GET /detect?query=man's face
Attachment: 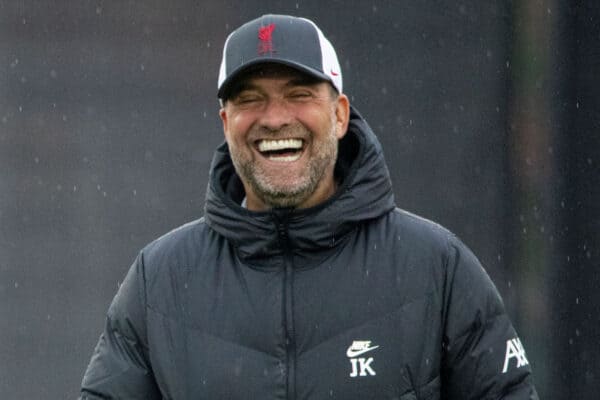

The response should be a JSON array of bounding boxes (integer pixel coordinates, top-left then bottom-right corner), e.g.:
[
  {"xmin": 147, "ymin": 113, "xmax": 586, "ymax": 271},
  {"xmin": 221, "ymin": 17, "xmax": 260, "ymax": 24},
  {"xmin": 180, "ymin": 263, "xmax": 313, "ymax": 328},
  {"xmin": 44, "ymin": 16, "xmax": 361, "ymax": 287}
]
[{"xmin": 220, "ymin": 66, "xmax": 350, "ymax": 211}]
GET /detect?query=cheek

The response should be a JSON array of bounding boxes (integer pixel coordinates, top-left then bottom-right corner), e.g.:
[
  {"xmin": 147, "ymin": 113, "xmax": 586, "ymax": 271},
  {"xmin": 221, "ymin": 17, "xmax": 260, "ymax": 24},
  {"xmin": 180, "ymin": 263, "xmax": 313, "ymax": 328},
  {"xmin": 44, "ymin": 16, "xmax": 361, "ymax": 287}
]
[
  {"xmin": 296, "ymin": 110, "xmax": 325, "ymax": 132},
  {"xmin": 225, "ymin": 114, "xmax": 252, "ymax": 143},
  {"xmin": 304, "ymin": 111, "xmax": 337, "ymax": 139}
]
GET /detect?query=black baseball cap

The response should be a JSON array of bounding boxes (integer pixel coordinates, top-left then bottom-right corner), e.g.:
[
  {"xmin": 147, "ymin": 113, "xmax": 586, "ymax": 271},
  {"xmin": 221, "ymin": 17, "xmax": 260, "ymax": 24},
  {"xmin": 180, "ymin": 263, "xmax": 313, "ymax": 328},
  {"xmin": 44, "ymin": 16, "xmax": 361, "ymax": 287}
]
[{"xmin": 217, "ymin": 14, "xmax": 343, "ymax": 100}]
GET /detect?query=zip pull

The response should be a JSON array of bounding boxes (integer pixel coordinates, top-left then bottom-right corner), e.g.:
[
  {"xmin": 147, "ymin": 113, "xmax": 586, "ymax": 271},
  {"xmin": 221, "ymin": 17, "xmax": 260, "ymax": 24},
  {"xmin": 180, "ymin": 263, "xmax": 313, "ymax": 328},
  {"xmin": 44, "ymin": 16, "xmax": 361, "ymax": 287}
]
[{"xmin": 272, "ymin": 208, "xmax": 292, "ymax": 243}]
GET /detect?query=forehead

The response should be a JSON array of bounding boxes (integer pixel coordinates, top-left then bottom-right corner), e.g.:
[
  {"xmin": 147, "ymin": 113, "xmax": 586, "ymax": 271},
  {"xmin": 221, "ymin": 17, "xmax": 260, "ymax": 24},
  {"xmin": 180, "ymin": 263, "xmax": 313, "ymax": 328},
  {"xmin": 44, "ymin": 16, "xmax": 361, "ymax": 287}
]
[{"xmin": 226, "ymin": 64, "xmax": 327, "ymax": 96}]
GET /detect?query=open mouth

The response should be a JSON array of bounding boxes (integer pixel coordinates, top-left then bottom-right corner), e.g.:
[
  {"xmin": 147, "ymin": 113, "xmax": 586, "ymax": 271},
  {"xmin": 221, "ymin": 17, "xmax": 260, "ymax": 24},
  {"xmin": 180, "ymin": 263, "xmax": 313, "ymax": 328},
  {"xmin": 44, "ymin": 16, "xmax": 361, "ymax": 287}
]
[{"xmin": 257, "ymin": 139, "xmax": 304, "ymax": 162}]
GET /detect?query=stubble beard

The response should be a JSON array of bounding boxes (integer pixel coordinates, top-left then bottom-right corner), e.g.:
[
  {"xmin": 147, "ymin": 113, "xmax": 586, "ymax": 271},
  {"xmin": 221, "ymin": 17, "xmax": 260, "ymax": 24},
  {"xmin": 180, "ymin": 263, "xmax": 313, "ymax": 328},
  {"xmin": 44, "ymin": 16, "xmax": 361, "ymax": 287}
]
[{"xmin": 230, "ymin": 119, "xmax": 339, "ymax": 209}]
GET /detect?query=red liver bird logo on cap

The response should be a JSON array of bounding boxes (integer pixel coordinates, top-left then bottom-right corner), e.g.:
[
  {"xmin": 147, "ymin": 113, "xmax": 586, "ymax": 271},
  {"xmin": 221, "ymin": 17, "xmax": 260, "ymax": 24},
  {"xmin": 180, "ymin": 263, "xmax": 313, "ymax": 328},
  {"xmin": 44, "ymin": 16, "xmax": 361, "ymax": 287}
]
[{"xmin": 258, "ymin": 23, "xmax": 276, "ymax": 55}]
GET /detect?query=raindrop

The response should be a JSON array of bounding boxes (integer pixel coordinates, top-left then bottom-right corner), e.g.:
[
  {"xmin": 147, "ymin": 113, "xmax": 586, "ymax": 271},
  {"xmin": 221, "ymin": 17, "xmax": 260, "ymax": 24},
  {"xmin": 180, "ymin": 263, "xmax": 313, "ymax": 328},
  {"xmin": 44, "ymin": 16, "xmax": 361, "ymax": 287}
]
[
  {"xmin": 14, "ymin": 282, "xmax": 19, "ymax": 288},
  {"xmin": 50, "ymin": 69, "xmax": 57, "ymax": 78}
]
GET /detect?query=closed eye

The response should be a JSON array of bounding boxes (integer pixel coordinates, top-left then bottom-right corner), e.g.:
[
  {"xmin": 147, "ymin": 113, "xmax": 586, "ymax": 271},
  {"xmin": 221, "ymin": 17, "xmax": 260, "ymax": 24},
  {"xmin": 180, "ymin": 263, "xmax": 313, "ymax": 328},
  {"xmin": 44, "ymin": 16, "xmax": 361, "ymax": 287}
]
[
  {"xmin": 233, "ymin": 93, "xmax": 263, "ymax": 105},
  {"xmin": 287, "ymin": 90, "xmax": 313, "ymax": 100}
]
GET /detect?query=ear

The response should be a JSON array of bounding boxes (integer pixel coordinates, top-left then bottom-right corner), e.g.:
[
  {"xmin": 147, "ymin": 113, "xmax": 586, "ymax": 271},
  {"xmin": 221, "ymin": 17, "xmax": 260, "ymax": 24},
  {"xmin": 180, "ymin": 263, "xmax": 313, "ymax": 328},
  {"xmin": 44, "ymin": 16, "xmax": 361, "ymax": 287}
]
[
  {"xmin": 219, "ymin": 106, "xmax": 229, "ymax": 139},
  {"xmin": 334, "ymin": 94, "xmax": 350, "ymax": 139}
]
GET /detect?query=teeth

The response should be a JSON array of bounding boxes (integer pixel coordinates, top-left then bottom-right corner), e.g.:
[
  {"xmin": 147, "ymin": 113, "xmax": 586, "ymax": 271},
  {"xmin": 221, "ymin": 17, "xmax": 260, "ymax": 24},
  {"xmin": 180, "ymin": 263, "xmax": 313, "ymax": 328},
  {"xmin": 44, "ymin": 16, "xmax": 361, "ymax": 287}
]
[
  {"xmin": 267, "ymin": 153, "xmax": 302, "ymax": 162},
  {"xmin": 258, "ymin": 139, "xmax": 303, "ymax": 152}
]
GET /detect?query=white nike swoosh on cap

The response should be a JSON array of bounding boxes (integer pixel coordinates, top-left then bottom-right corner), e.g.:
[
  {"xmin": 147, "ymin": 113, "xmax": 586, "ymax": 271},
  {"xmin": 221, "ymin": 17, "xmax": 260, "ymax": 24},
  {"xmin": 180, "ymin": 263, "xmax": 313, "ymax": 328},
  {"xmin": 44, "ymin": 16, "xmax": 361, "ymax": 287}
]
[{"xmin": 346, "ymin": 345, "xmax": 379, "ymax": 358}]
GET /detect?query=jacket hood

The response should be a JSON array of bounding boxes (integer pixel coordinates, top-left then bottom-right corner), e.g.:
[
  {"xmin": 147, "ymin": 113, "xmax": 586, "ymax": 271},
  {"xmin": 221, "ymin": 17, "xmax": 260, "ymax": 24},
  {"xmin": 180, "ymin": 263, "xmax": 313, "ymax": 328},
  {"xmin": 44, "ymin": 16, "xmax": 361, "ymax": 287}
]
[{"xmin": 204, "ymin": 106, "xmax": 395, "ymax": 268}]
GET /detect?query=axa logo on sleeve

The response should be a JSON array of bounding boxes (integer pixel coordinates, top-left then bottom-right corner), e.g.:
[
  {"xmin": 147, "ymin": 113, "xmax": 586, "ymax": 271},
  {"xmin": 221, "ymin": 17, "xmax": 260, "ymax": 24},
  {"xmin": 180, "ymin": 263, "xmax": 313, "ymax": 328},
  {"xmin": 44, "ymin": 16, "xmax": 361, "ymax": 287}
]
[
  {"xmin": 347, "ymin": 340, "xmax": 379, "ymax": 377},
  {"xmin": 502, "ymin": 337, "xmax": 530, "ymax": 373}
]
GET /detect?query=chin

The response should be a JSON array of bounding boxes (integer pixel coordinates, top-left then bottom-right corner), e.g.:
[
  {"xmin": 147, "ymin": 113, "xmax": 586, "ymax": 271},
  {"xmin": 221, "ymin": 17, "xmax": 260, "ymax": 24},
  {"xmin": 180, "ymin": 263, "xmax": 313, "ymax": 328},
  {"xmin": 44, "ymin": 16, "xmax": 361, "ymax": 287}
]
[{"xmin": 257, "ymin": 186, "xmax": 313, "ymax": 209}]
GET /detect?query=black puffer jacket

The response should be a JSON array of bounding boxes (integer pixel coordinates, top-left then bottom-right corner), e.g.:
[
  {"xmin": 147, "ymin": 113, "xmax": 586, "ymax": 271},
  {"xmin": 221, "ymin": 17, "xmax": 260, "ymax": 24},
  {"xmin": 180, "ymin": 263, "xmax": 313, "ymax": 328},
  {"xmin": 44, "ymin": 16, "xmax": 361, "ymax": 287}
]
[{"xmin": 81, "ymin": 107, "xmax": 538, "ymax": 399}]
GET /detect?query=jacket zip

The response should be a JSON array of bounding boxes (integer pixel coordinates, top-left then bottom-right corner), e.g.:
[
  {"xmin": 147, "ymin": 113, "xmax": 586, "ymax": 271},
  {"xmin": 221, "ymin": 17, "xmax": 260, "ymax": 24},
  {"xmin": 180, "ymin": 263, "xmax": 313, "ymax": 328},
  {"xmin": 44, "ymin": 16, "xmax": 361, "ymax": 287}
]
[{"xmin": 275, "ymin": 213, "xmax": 296, "ymax": 400}]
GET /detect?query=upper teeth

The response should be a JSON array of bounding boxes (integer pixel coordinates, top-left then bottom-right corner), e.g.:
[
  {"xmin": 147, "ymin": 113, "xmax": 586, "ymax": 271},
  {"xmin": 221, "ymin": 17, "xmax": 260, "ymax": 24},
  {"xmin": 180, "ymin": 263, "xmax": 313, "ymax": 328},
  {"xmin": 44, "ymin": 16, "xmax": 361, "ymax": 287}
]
[{"xmin": 258, "ymin": 139, "xmax": 303, "ymax": 152}]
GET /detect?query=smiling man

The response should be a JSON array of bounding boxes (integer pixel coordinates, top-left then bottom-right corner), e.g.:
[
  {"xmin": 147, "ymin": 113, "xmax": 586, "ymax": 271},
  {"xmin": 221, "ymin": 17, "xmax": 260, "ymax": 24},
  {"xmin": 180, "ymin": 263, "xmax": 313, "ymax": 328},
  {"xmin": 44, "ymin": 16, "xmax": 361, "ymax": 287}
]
[
  {"xmin": 80, "ymin": 15, "xmax": 538, "ymax": 399},
  {"xmin": 219, "ymin": 64, "xmax": 349, "ymax": 210}
]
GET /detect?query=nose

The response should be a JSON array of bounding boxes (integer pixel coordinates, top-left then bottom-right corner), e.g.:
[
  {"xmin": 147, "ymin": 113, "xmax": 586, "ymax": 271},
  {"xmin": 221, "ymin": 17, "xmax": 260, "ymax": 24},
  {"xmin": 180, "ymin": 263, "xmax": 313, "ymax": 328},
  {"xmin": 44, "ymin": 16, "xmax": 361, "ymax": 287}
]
[{"xmin": 257, "ymin": 97, "xmax": 294, "ymax": 131}]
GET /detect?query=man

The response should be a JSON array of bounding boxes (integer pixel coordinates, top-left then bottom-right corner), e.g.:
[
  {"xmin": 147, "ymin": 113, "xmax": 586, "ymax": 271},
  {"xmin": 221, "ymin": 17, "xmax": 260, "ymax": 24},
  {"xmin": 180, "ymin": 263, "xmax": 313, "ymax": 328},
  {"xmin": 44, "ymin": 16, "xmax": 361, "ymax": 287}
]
[{"xmin": 81, "ymin": 14, "xmax": 538, "ymax": 399}]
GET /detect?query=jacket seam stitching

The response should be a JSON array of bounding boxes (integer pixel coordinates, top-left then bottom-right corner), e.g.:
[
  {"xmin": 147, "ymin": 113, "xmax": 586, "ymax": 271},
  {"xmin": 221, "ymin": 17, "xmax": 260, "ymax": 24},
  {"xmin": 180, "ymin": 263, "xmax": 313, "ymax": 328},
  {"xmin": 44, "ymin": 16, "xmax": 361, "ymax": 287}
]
[{"xmin": 144, "ymin": 304, "xmax": 281, "ymax": 359}]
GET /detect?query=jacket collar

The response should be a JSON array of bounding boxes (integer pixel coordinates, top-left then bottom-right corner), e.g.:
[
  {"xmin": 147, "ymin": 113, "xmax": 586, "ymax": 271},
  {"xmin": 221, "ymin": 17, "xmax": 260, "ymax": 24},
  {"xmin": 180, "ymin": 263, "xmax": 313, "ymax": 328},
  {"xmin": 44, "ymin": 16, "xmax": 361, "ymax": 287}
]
[{"xmin": 204, "ymin": 106, "xmax": 395, "ymax": 268}]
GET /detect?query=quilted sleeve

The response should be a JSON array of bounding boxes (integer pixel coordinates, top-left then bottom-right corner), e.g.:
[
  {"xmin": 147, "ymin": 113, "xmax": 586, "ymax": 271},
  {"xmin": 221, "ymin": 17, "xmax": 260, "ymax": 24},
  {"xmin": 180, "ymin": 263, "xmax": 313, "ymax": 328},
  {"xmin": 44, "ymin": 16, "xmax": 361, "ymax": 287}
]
[
  {"xmin": 441, "ymin": 236, "xmax": 539, "ymax": 400},
  {"xmin": 80, "ymin": 253, "xmax": 161, "ymax": 400}
]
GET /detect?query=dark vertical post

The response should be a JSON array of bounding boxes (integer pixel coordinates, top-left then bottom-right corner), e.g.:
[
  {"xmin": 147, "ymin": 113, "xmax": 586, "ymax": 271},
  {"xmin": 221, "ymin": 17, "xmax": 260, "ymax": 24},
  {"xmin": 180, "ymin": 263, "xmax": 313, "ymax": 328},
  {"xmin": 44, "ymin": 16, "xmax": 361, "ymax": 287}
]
[{"xmin": 555, "ymin": 3, "xmax": 600, "ymax": 399}]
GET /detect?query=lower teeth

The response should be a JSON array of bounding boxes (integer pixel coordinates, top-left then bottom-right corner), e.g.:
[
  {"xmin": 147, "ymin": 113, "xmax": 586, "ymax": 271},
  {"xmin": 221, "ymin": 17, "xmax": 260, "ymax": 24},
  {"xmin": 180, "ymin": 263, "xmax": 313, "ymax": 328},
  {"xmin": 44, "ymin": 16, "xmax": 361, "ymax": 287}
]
[{"xmin": 267, "ymin": 153, "xmax": 301, "ymax": 162}]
